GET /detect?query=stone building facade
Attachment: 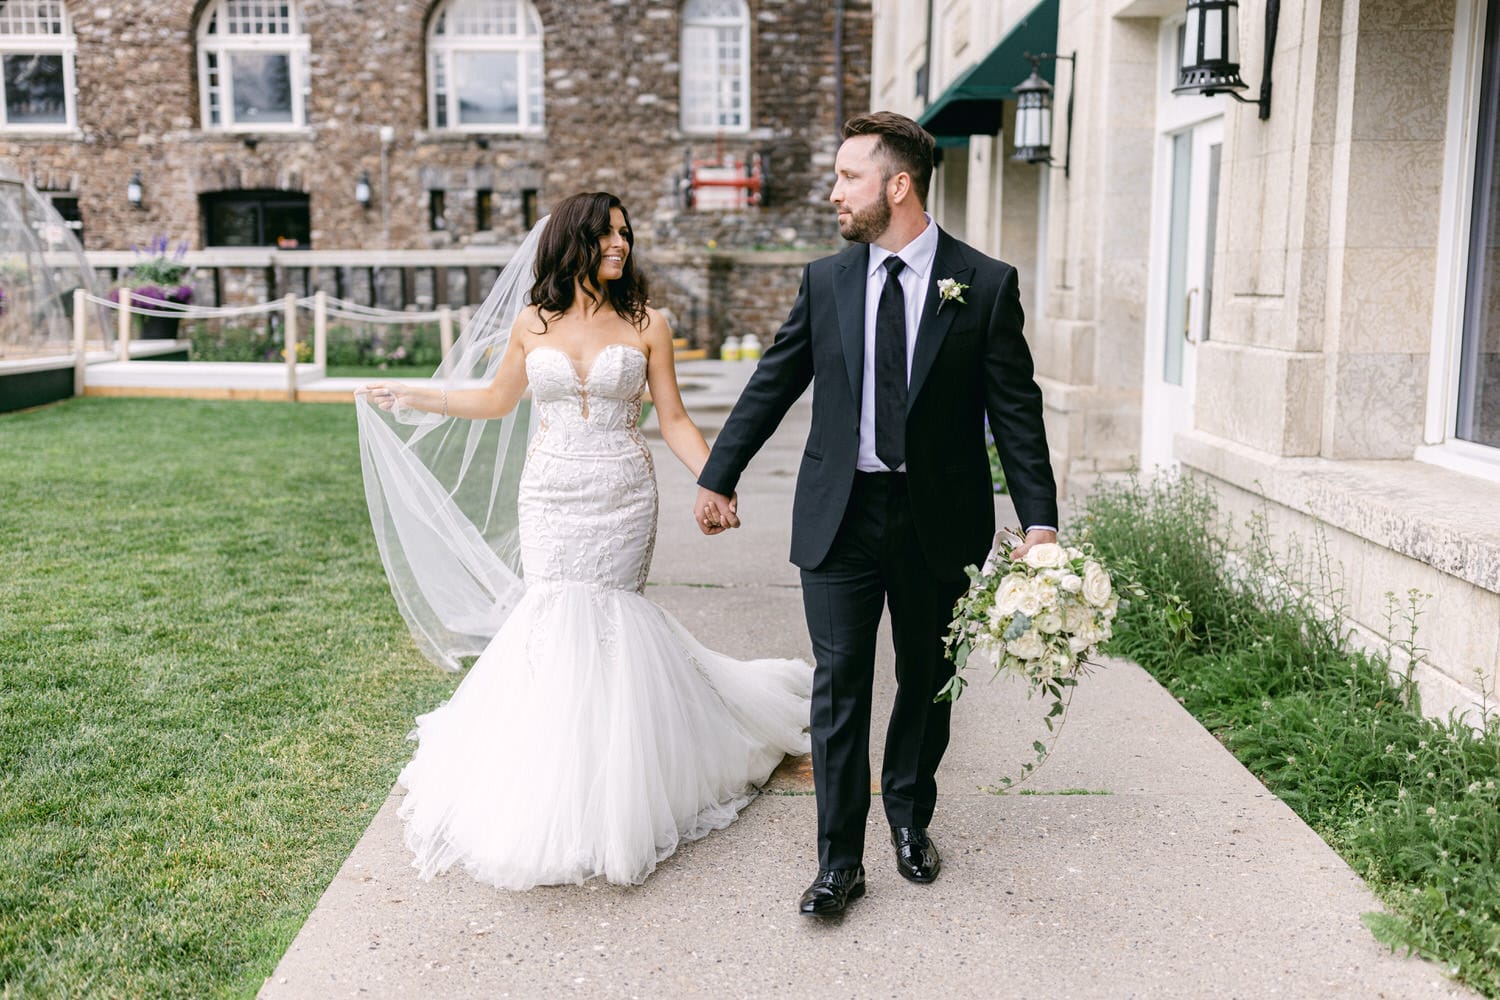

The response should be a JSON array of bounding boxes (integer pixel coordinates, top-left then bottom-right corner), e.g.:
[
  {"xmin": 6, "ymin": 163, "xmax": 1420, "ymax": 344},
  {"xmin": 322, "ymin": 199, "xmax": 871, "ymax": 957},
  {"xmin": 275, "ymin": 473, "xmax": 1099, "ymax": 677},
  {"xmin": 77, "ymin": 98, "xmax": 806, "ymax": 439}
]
[
  {"xmin": 2, "ymin": 0, "xmax": 870, "ymax": 342},
  {"xmin": 872, "ymin": 0, "xmax": 1499, "ymax": 716}
]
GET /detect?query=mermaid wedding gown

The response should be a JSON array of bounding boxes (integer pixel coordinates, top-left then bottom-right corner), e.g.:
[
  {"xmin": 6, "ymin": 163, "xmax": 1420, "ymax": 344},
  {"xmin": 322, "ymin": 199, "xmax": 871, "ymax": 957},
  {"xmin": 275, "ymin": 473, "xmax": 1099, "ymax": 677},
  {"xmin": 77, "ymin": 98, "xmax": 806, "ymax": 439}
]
[{"xmin": 396, "ymin": 343, "xmax": 813, "ymax": 889}]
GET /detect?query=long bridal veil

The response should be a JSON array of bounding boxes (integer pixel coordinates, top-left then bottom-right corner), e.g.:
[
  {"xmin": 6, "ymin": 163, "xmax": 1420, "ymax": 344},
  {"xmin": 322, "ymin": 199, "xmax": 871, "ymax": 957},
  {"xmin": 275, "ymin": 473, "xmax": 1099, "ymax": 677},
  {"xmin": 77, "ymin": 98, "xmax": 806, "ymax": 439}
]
[{"xmin": 354, "ymin": 217, "xmax": 549, "ymax": 671}]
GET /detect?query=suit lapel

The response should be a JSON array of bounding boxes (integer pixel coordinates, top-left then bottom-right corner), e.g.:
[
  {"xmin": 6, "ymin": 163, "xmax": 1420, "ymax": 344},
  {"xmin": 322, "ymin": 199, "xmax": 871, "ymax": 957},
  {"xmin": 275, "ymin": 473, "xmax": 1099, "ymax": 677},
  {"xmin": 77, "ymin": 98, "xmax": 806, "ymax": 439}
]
[
  {"xmin": 907, "ymin": 231, "xmax": 973, "ymax": 413},
  {"xmin": 834, "ymin": 244, "xmax": 868, "ymax": 408}
]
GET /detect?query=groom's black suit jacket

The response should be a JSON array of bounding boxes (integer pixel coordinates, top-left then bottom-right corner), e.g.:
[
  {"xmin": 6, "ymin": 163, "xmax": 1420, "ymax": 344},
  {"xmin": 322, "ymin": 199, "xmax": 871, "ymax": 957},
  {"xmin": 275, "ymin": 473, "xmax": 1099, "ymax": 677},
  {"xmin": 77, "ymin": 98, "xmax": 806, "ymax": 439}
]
[{"xmin": 699, "ymin": 228, "xmax": 1057, "ymax": 576}]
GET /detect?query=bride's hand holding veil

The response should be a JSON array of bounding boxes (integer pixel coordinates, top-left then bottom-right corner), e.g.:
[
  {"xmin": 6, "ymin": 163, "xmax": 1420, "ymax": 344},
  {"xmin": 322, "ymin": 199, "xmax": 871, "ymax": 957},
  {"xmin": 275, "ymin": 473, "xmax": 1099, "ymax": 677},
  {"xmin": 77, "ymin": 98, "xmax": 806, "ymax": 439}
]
[{"xmin": 358, "ymin": 320, "xmax": 531, "ymax": 420}]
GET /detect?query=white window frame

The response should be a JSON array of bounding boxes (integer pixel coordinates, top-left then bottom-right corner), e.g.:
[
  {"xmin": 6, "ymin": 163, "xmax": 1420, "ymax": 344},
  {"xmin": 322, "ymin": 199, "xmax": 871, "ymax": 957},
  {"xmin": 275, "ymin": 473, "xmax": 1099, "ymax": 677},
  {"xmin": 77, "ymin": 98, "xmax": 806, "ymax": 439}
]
[
  {"xmin": 196, "ymin": 0, "xmax": 311, "ymax": 133},
  {"xmin": 680, "ymin": 0, "xmax": 751, "ymax": 135},
  {"xmin": 1421, "ymin": 0, "xmax": 1500, "ymax": 481},
  {"xmin": 427, "ymin": 0, "xmax": 545, "ymax": 134},
  {"xmin": 0, "ymin": 2, "xmax": 77, "ymax": 133}
]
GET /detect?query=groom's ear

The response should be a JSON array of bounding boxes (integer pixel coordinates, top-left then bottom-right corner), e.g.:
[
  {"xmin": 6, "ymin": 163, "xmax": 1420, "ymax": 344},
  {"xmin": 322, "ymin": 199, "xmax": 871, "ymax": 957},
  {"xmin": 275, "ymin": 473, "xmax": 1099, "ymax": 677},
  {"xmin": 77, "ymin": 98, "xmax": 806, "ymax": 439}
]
[{"xmin": 888, "ymin": 170, "xmax": 914, "ymax": 205}]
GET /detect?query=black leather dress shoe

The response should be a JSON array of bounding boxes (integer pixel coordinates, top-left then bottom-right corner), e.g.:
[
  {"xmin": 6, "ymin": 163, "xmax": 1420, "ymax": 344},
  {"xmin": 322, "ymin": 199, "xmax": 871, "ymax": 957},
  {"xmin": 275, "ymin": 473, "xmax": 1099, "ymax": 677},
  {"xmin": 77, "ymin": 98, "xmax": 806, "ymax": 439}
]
[
  {"xmin": 891, "ymin": 826, "xmax": 941, "ymax": 883},
  {"xmin": 797, "ymin": 866, "xmax": 866, "ymax": 916}
]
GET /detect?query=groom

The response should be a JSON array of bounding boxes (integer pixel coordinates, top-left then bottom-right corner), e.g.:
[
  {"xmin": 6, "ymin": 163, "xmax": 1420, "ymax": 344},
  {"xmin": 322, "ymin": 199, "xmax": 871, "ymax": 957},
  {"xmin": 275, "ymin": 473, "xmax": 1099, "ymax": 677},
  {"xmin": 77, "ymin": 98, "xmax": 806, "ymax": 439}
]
[{"xmin": 695, "ymin": 112, "xmax": 1058, "ymax": 916}]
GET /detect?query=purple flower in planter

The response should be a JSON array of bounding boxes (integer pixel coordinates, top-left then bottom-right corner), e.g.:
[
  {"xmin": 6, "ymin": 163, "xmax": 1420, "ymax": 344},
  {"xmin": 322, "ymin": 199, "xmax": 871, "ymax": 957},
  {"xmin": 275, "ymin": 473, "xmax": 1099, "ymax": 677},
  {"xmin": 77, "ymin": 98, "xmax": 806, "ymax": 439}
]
[{"xmin": 109, "ymin": 283, "xmax": 194, "ymax": 305}]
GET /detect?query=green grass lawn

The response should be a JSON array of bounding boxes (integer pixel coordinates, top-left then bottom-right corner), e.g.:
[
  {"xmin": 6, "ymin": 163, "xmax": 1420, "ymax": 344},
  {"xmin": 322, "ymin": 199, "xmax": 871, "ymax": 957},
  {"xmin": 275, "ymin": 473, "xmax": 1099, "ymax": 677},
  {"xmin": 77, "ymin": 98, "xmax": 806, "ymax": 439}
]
[{"xmin": 0, "ymin": 398, "xmax": 460, "ymax": 998}]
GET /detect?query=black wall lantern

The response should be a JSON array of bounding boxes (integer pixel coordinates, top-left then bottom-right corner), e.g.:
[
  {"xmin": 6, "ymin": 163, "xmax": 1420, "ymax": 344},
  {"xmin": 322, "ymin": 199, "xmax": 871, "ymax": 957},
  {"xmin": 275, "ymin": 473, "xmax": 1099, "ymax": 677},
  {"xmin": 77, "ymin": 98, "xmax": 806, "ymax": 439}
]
[
  {"xmin": 126, "ymin": 171, "xmax": 144, "ymax": 209},
  {"xmin": 355, "ymin": 171, "xmax": 373, "ymax": 208},
  {"xmin": 1174, "ymin": 0, "xmax": 1281, "ymax": 120},
  {"xmin": 1012, "ymin": 52, "xmax": 1075, "ymax": 178}
]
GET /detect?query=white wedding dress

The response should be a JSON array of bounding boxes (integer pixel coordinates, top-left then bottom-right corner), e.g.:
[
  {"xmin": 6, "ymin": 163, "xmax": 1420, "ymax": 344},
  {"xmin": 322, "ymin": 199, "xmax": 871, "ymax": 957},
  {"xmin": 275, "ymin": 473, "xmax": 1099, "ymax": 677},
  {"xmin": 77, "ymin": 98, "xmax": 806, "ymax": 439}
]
[{"xmin": 396, "ymin": 343, "xmax": 813, "ymax": 889}]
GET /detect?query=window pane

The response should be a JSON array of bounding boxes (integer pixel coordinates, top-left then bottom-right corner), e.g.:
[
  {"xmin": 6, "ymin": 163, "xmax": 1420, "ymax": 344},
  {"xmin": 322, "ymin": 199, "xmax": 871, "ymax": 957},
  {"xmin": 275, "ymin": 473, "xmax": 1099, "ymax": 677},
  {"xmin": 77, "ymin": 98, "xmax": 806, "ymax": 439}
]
[
  {"xmin": 3, "ymin": 53, "xmax": 65, "ymax": 124},
  {"xmin": 1459, "ymin": 0, "xmax": 1500, "ymax": 448},
  {"xmin": 207, "ymin": 200, "xmax": 262, "ymax": 246},
  {"xmin": 1162, "ymin": 131, "xmax": 1192, "ymax": 386},
  {"xmin": 205, "ymin": 191, "xmax": 310, "ymax": 247},
  {"xmin": 0, "ymin": 1, "xmax": 68, "ymax": 36},
  {"xmin": 681, "ymin": 19, "xmax": 745, "ymax": 131},
  {"xmin": 455, "ymin": 50, "xmax": 517, "ymax": 125},
  {"xmin": 264, "ymin": 201, "xmax": 310, "ymax": 248},
  {"xmin": 230, "ymin": 51, "xmax": 294, "ymax": 124}
]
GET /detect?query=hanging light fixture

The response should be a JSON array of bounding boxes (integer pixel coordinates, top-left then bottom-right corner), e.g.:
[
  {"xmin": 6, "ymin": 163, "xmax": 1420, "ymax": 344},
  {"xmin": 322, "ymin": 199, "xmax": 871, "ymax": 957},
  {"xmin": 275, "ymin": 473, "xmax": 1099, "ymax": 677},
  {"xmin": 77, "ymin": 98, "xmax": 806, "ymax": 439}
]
[
  {"xmin": 1174, "ymin": 0, "xmax": 1280, "ymax": 120},
  {"xmin": 1010, "ymin": 52, "xmax": 1075, "ymax": 177}
]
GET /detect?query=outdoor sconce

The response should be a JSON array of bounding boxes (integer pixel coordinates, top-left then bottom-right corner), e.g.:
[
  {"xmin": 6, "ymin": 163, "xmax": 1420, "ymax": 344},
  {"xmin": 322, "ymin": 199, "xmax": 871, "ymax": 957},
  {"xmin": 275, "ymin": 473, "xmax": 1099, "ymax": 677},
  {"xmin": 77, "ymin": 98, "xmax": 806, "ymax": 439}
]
[
  {"xmin": 126, "ymin": 172, "xmax": 144, "ymax": 209},
  {"xmin": 355, "ymin": 171, "xmax": 373, "ymax": 207},
  {"xmin": 1174, "ymin": 0, "xmax": 1281, "ymax": 120},
  {"xmin": 1011, "ymin": 52, "xmax": 1075, "ymax": 178}
]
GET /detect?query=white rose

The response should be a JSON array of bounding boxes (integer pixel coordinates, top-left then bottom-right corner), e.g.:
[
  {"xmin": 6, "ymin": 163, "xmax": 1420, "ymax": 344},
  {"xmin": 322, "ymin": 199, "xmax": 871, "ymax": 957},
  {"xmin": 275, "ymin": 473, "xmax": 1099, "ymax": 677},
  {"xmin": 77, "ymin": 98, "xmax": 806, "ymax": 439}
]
[
  {"xmin": 1022, "ymin": 542, "xmax": 1067, "ymax": 570},
  {"xmin": 1060, "ymin": 573, "xmax": 1083, "ymax": 594},
  {"xmin": 1016, "ymin": 583, "xmax": 1044, "ymax": 619},
  {"xmin": 1035, "ymin": 611, "xmax": 1063, "ymax": 634},
  {"xmin": 994, "ymin": 575, "xmax": 1027, "ymax": 615},
  {"xmin": 1065, "ymin": 547, "xmax": 1083, "ymax": 561},
  {"xmin": 1038, "ymin": 582, "xmax": 1061, "ymax": 608},
  {"xmin": 1007, "ymin": 630, "xmax": 1046, "ymax": 660},
  {"xmin": 1069, "ymin": 634, "xmax": 1091, "ymax": 654},
  {"xmin": 1082, "ymin": 562, "xmax": 1113, "ymax": 607}
]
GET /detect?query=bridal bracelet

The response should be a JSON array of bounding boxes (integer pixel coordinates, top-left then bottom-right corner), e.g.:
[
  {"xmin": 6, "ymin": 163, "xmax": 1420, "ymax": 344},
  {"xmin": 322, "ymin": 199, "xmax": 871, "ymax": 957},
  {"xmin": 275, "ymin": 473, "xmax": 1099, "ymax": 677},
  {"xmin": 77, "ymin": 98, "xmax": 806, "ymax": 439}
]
[{"xmin": 441, "ymin": 389, "xmax": 448, "ymax": 417}]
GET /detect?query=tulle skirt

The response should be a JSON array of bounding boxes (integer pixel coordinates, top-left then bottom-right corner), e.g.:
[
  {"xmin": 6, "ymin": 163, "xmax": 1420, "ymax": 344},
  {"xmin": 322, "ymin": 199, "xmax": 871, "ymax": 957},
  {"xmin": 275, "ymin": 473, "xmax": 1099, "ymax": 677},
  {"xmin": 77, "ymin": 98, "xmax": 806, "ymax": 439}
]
[{"xmin": 396, "ymin": 580, "xmax": 813, "ymax": 889}]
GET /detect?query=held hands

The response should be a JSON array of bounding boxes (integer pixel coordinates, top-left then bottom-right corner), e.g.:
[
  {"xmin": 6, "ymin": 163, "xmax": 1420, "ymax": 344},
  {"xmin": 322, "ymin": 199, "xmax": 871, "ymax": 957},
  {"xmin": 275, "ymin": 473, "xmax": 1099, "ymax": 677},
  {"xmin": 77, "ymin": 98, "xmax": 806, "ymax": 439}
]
[{"xmin": 694, "ymin": 487, "xmax": 740, "ymax": 535}]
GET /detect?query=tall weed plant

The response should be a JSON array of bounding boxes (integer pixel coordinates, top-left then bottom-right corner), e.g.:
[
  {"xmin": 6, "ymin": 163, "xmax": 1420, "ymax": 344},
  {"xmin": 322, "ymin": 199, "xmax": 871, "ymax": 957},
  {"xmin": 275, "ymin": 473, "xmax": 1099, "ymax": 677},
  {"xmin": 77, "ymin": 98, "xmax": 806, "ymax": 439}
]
[{"xmin": 1075, "ymin": 473, "xmax": 1500, "ymax": 995}]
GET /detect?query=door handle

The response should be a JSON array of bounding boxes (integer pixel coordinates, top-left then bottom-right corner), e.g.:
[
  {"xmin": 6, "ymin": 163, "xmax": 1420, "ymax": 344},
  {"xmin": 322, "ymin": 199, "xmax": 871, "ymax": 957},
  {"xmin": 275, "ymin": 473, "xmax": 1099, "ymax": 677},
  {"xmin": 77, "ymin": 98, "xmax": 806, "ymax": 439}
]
[{"xmin": 1184, "ymin": 287, "xmax": 1200, "ymax": 343}]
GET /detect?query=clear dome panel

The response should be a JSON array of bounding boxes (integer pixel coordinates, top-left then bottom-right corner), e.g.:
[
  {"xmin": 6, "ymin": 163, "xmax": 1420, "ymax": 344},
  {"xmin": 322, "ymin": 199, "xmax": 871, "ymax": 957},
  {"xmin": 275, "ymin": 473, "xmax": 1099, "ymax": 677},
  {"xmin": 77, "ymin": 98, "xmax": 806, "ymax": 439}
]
[{"xmin": 0, "ymin": 161, "xmax": 108, "ymax": 361}]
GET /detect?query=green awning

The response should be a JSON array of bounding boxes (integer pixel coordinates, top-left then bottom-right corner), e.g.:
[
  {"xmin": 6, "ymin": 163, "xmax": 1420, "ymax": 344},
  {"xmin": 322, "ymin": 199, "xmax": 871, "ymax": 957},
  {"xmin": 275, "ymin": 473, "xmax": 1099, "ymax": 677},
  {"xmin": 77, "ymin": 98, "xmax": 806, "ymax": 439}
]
[{"xmin": 917, "ymin": 0, "xmax": 1058, "ymax": 138}]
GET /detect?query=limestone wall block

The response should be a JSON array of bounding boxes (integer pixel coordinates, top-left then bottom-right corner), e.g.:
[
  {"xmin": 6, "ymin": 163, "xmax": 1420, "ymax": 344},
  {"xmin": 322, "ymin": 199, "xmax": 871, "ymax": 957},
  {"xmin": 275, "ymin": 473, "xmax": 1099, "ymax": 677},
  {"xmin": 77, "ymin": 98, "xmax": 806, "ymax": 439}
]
[{"xmin": 1196, "ymin": 341, "xmax": 1324, "ymax": 455}]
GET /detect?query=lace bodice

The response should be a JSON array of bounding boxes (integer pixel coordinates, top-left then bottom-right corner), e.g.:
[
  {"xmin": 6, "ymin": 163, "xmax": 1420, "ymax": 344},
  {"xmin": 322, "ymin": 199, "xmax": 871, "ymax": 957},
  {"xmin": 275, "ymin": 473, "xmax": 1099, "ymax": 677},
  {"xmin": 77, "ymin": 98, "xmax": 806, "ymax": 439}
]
[
  {"xmin": 526, "ymin": 344, "xmax": 647, "ymax": 444},
  {"xmin": 518, "ymin": 342, "xmax": 657, "ymax": 594}
]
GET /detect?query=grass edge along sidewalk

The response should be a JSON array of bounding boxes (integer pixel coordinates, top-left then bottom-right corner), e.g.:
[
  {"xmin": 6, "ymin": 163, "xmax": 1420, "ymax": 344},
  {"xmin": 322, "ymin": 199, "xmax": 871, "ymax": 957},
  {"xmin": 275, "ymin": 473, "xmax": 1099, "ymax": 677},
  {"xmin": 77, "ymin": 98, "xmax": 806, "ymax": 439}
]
[{"xmin": 1075, "ymin": 473, "xmax": 1500, "ymax": 998}]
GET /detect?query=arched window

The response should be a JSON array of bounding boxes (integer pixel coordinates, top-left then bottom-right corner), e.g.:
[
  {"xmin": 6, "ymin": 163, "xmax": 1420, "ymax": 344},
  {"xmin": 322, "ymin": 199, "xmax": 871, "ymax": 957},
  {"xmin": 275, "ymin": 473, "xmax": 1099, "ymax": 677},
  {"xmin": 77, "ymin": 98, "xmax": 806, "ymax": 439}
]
[
  {"xmin": 0, "ymin": 2, "xmax": 77, "ymax": 131},
  {"xmin": 197, "ymin": 0, "xmax": 310, "ymax": 130},
  {"xmin": 680, "ymin": 0, "xmax": 749, "ymax": 134},
  {"xmin": 428, "ymin": 0, "xmax": 544, "ymax": 132}
]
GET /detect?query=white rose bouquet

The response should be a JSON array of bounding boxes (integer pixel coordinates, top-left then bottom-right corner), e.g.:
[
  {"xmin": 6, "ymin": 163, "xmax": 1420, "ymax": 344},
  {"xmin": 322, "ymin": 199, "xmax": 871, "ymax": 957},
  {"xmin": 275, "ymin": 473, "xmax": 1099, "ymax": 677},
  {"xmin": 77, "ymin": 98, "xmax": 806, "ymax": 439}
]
[{"xmin": 936, "ymin": 530, "xmax": 1126, "ymax": 788}]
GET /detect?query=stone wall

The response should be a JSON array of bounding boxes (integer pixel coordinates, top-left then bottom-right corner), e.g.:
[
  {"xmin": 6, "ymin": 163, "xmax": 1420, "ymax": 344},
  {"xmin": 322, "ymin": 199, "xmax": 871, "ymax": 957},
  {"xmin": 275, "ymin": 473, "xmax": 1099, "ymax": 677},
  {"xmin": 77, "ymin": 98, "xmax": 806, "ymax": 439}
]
[
  {"xmin": 651, "ymin": 249, "xmax": 813, "ymax": 353},
  {"xmin": 6, "ymin": 0, "xmax": 869, "ymax": 285}
]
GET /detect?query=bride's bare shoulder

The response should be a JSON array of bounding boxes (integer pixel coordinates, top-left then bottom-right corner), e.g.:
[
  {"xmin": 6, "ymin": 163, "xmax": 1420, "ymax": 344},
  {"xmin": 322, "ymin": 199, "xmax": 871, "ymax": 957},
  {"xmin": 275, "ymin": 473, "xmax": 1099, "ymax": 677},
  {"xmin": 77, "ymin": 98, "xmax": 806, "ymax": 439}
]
[
  {"xmin": 510, "ymin": 304, "xmax": 550, "ymax": 342},
  {"xmin": 639, "ymin": 306, "xmax": 673, "ymax": 354}
]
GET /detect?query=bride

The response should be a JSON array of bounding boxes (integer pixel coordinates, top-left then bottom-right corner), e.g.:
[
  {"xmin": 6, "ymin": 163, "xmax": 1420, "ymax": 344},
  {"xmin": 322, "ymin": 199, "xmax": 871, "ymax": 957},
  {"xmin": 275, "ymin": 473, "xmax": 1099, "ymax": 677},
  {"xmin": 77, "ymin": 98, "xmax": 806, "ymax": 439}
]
[{"xmin": 356, "ymin": 191, "xmax": 812, "ymax": 890}]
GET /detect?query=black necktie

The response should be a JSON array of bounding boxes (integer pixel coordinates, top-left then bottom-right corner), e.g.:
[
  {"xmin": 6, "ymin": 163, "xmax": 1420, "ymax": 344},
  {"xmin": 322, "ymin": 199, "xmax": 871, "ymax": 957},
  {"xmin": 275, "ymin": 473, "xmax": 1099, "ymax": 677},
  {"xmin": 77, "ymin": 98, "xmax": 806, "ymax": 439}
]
[{"xmin": 875, "ymin": 255, "xmax": 908, "ymax": 471}]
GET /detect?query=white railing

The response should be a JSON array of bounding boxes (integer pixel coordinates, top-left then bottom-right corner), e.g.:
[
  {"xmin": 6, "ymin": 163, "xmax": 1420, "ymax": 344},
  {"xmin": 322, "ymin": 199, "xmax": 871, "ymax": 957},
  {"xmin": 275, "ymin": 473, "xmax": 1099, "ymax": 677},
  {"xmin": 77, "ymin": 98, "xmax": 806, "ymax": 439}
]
[{"xmin": 77, "ymin": 289, "xmax": 464, "ymax": 401}]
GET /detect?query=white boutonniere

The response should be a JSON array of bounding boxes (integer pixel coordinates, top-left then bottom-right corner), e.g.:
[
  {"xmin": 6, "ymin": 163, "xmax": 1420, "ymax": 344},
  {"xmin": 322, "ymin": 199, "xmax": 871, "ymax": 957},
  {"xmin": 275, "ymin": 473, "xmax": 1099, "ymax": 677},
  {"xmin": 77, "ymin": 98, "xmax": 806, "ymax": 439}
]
[{"xmin": 936, "ymin": 277, "xmax": 969, "ymax": 314}]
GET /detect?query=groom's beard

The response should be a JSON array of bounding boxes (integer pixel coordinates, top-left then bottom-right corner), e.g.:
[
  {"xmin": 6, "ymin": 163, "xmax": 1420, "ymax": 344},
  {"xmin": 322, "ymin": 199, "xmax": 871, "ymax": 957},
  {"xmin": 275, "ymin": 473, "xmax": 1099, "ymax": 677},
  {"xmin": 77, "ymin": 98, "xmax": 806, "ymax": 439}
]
[{"xmin": 838, "ymin": 188, "xmax": 892, "ymax": 244}]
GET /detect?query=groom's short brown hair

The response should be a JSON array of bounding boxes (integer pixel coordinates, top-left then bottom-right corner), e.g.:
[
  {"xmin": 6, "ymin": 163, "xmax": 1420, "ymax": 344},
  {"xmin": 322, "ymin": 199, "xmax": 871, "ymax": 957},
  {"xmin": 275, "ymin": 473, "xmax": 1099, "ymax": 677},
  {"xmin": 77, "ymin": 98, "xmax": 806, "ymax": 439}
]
[{"xmin": 841, "ymin": 111, "xmax": 936, "ymax": 207}]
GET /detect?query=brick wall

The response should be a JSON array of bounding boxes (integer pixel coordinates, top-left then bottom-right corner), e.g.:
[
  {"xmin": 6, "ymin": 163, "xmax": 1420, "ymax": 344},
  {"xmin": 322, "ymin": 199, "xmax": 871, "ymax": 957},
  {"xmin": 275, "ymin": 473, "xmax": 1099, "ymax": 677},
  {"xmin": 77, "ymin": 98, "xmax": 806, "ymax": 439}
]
[{"xmin": 6, "ymin": 0, "xmax": 871, "ymax": 257}]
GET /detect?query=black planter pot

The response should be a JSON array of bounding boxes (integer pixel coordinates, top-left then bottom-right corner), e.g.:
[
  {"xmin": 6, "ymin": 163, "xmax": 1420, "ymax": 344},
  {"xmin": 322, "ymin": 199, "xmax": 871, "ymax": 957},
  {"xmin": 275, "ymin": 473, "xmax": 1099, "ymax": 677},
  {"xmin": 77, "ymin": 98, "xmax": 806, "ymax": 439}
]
[{"xmin": 140, "ymin": 314, "xmax": 181, "ymax": 341}]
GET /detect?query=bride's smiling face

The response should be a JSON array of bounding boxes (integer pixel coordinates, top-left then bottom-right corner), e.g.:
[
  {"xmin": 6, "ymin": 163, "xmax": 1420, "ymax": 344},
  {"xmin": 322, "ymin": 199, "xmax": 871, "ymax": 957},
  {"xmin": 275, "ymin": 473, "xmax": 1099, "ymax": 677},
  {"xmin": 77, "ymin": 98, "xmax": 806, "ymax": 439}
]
[{"xmin": 595, "ymin": 208, "xmax": 631, "ymax": 284}]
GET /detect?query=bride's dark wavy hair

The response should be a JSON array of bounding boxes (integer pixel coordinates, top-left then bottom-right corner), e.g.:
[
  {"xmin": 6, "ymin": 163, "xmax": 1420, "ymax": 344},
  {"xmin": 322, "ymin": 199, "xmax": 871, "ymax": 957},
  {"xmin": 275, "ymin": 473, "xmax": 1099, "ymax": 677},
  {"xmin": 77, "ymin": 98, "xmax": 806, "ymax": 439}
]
[{"xmin": 529, "ymin": 191, "xmax": 650, "ymax": 332}]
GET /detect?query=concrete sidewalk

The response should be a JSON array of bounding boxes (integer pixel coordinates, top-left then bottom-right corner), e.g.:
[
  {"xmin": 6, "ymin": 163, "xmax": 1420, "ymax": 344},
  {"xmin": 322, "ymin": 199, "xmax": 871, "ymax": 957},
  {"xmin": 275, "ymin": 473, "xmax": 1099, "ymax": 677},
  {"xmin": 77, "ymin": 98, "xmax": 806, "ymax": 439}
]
[{"xmin": 260, "ymin": 384, "xmax": 1471, "ymax": 999}]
